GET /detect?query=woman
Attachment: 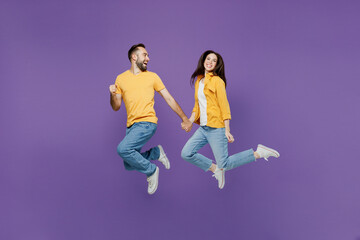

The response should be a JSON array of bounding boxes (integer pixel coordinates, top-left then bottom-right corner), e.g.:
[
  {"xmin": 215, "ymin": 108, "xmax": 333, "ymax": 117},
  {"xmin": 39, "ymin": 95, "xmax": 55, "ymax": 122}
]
[{"xmin": 181, "ymin": 50, "xmax": 280, "ymax": 189}]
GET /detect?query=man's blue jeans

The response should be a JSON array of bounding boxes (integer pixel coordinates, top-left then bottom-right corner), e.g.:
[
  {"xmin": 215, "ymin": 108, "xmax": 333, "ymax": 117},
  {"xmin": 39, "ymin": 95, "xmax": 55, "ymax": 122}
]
[
  {"xmin": 117, "ymin": 122, "xmax": 160, "ymax": 177},
  {"xmin": 181, "ymin": 126, "xmax": 255, "ymax": 171}
]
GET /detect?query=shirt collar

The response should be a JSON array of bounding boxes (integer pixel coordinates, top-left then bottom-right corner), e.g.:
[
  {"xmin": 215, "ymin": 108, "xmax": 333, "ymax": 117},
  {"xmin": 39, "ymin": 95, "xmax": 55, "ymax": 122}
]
[{"xmin": 198, "ymin": 72, "xmax": 214, "ymax": 80}]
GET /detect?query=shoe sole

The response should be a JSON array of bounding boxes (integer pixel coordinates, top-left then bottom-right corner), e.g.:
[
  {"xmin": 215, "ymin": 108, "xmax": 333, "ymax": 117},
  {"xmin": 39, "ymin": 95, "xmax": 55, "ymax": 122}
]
[
  {"xmin": 219, "ymin": 177, "xmax": 225, "ymax": 189},
  {"xmin": 148, "ymin": 167, "xmax": 159, "ymax": 195},
  {"xmin": 158, "ymin": 145, "xmax": 170, "ymax": 169},
  {"xmin": 258, "ymin": 144, "xmax": 280, "ymax": 158},
  {"xmin": 219, "ymin": 170, "xmax": 225, "ymax": 189}
]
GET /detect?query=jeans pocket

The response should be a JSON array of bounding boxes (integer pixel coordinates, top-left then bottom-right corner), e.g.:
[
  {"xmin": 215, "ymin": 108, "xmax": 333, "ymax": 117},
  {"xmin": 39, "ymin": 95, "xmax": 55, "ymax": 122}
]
[
  {"xmin": 139, "ymin": 122, "xmax": 150, "ymax": 129},
  {"xmin": 139, "ymin": 122, "xmax": 157, "ymax": 131}
]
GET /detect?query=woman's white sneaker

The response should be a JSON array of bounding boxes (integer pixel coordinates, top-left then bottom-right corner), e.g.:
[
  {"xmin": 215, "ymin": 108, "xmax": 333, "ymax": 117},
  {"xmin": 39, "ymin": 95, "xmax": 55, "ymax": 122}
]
[
  {"xmin": 256, "ymin": 144, "xmax": 280, "ymax": 161},
  {"xmin": 212, "ymin": 167, "xmax": 225, "ymax": 189},
  {"xmin": 158, "ymin": 145, "xmax": 170, "ymax": 169}
]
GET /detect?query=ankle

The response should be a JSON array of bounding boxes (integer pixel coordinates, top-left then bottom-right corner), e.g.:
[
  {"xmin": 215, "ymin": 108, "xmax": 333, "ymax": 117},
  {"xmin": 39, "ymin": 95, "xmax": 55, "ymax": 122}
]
[
  {"xmin": 254, "ymin": 151, "xmax": 260, "ymax": 159},
  {"xmin": 209, "ymin": 164, "xmax": 217, "ymax": 173}
]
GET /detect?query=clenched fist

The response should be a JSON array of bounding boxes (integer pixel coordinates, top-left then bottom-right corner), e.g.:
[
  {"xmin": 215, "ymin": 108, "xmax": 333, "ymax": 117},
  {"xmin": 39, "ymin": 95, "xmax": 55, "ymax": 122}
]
[{"xmin": 109, "ymin": 84, "xmax": 117, "ymax": 94}]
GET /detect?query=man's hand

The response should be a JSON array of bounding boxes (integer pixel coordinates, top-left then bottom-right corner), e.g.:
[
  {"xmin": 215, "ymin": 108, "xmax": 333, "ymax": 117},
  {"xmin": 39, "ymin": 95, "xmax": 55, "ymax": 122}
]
[
  {"xmin": 109, "ymin": 84, "xmax": 122, "ymax": 111},
  {"xmin": 225, "ymin": 130, "xmax": 235, "ymax": 143},
  {"xmin": 109, "ymin": 84, "xmax": 117, "ymax": 94},
  {"xmin": 181, "ymin": 119, "xmax": 193, "ymax": 132}
]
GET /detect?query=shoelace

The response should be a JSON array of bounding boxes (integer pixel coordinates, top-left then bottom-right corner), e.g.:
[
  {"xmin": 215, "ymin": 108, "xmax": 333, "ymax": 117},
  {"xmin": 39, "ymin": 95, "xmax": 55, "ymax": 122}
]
[
  {"xmin": 147, "ymin": 177, "xmax": 153, "ymax": 187},
  {"xmin": 212, "ymin": 169, "xmax": 225, "ymax": 179},
  {"xmin": 159, "ymin": 152, "xmax": 167, "ymax": 161},
  {"xmin": 212, "ymin": 172, "xmax": 220, "ymax": 179},
  {"xmin": 159, "ymin": 155, "xmax": 169, "ymax": 168}
]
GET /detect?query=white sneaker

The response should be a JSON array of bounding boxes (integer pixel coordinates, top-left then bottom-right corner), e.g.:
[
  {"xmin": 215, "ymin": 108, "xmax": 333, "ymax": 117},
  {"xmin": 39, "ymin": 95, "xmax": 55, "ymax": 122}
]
[
  {"xmin": 158, "ymin": 145, "xmax": 170, "ymax": 169},
  {"xmin": 256, "ymin": 144, "xmax": 280, "ymax": 161},
  {"xmin": 212, "ymin": 167, "xmax": 225, "ymax": 189},
  {"xmin": 147, "ymin": 167, "xmax": 159, "ymax": 195}
]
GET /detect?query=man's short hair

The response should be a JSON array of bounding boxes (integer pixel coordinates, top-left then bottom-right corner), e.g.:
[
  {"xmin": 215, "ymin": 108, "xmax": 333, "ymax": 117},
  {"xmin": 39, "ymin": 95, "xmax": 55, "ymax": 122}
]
[{"xmin": 128, "ymin": 43, "xmax": 145, "ymax": 62}]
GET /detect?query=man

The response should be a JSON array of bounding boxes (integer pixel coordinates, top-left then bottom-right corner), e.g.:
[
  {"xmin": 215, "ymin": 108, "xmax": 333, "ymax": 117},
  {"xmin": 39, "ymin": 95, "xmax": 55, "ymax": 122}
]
[{"xmin": 109, "ymin": 43, "xmax": 192, "ymax": 195}]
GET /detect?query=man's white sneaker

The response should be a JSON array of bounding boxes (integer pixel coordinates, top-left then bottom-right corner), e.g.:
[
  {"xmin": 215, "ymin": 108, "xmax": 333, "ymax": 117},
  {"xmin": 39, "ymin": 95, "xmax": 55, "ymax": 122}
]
[
  {"xmin": 147, "ymin": 167, "xmax": 159, "ymax": 195},
  {"xmin": 158, "ymin": 145, "xmax": 170, "ymax": 169},
  {"xmin": 212, "ymin": 167, "xmax": 225, "ymax": 189},
  {"xmin": 256, "ymin": 144, "xmax": 280, "ymax": 161}
]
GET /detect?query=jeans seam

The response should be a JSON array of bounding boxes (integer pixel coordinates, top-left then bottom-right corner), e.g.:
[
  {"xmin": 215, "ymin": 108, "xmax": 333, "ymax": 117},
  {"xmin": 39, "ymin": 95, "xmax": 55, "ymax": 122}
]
[
  {"xmin": 191, "ymin": 130, "xmax": 212, "ymax": 171},
  {"xmin": 189, "ymin": 140, "xmax": 204, "ymax": 157}
]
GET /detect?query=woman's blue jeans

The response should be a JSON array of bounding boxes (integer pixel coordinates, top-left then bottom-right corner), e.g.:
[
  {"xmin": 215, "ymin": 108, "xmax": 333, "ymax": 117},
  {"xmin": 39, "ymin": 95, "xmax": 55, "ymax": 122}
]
[
  {"xmin": 181, "ymin": 126, "xmax": 255, "ymax": 171},
  {"xmin": 117, "ymin": 122, "xmax": 160, "ymax": 177}
]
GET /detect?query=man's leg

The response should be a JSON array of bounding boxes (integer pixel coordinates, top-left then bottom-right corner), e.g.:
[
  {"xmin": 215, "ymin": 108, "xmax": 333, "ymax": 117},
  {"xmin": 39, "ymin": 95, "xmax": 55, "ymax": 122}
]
[
  {"xmin": 140, "ymin": 146, "xmax": 160, "ymax": 161},
  {"xmin": 117, "ymin": 122, "xmax": 158, "ymax": 177}
]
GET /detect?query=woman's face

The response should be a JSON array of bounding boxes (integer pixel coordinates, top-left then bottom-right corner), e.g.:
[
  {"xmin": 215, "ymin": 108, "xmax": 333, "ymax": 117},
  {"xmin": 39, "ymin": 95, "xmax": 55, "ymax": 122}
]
[{"xmin": 204, "ymin": 53, "xmax": 218, "ymax": 73}]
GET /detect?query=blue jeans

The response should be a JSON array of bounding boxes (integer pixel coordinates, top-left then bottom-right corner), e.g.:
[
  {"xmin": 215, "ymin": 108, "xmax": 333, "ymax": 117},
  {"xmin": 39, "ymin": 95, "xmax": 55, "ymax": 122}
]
[
  {"xmin": 117, "ymin": 122, "xmax": 160, "ymax": 177},
  {"xmin": 181, "ymin": 126, "xmax": 255, "ymax": 171}
]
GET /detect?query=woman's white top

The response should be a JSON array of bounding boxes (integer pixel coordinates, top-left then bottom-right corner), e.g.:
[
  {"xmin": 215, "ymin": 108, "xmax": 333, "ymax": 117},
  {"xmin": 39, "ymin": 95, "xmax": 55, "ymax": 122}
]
[{"xmin": 198, "ymin": 80, "xmax": 207, "ymax": 126}]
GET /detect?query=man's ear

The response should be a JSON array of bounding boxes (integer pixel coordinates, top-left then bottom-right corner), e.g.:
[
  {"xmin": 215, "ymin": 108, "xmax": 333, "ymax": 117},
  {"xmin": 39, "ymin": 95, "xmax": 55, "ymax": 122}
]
[{"xmin": 131, "ymin": 53, "xmax": 137, "ymax": 62}]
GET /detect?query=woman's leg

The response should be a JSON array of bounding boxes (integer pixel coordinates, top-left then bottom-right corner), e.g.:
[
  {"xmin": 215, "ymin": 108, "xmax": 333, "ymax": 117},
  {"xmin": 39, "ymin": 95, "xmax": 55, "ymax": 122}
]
[
  {"xmin": 181, "ymin": 127, "xmax": 213, "ymax": 171},
  {"xmin": 207, "ymin": 128, "xmax": 256, "ymax": 171}
]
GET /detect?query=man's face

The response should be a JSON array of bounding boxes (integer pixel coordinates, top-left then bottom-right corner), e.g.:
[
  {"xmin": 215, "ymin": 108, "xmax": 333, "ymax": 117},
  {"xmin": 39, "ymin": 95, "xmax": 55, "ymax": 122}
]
[{"xmin": 135, "ymin": 47, "xmax": 150, "ymax": 71}]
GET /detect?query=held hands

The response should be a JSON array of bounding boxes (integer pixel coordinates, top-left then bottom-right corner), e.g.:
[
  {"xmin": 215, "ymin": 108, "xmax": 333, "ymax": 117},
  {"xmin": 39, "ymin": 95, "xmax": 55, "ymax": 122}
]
[
  {"xmin": 225, "ymin": 130, "xmax": 235, "ymax": 143},
  {"xmin": 109, "ymin": 84, "xmax": 117, "ymax": 94},
  {"xmin": 181, "ymin": 119, "xmax": 193, "ymax": 132}
]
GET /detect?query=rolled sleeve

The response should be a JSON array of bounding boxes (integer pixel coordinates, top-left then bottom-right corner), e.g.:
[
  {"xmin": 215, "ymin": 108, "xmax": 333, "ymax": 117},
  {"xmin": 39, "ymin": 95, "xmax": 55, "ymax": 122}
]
[{"xmin": 216, "ymin": 80, "xmax": 231, "ymax": 121}]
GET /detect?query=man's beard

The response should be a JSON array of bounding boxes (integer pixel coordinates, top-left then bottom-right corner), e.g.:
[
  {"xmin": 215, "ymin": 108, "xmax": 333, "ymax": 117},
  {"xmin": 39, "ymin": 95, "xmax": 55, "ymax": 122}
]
[{"xmin": 136, "ymin": 60, "xmax": 147, "ymax": 71}]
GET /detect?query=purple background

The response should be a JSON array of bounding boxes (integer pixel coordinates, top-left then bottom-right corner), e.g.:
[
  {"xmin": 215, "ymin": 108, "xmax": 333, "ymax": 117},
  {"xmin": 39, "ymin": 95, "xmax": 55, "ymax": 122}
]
[{"xmin": 1, "ymin": 0, "xmax": 360, "ymax": 239}]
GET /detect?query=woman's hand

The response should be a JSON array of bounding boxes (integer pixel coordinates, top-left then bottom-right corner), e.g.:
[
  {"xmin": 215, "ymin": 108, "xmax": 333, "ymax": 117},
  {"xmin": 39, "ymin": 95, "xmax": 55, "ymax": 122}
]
[
  {"xmin": 225, "ymin": 130, "xmax": 234, "ymax": 143},
  {"xmin": 181, "ymin": 119, "xmax": 193, "ymax": 132},
  {"xmin": 224, "ymin": 120, "xmax": 234, "ymax": 143},
  {"xmin": 181, "ymin": 112, "xmax": 195, "ymax": 132}
]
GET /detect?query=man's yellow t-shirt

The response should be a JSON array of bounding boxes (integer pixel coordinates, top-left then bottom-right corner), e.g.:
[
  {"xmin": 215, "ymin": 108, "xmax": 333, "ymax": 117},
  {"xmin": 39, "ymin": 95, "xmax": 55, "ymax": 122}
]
[{"xmin": 115, "ymin": 70, "xmax": 165, "ymax": 127}]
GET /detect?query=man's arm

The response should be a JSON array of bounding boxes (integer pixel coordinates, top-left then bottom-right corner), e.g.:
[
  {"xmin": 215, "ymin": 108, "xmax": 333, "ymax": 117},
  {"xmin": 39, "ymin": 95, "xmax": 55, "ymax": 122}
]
[
  {"xmin": 158, "ymin": 88, "xmax": 192, "ymax": 132},
  {"xmin": 109, "ymin": 84, "xmax": 122, "ymax": 111}
]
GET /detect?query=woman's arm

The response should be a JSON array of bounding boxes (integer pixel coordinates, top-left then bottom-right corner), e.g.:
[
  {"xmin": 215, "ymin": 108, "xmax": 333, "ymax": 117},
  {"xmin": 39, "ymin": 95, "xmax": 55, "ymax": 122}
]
[
  {"xmin": 224, "ymin": 119, "xmax": 234, "ymax": 143},
  {"xmin": 189, "ymin": 112, "xmax": 196, "ymax": 123},
  {"xmin": 216, "ymin": 80, "xmax": 231, "ymax": 121}
]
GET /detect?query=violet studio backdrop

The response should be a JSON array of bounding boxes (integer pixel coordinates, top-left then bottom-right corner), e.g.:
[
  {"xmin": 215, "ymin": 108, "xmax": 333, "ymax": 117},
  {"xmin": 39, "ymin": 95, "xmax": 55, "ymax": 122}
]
[{"xmin": 1, "ymin": 0, "xmax": 359, "ymax": 239}]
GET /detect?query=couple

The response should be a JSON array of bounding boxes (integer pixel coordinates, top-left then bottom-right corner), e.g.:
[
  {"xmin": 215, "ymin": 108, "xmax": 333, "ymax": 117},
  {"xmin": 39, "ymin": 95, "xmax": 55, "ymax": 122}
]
[{"xmin": 109, "ymin": 43, "xmax": 280, "ymax": 195}]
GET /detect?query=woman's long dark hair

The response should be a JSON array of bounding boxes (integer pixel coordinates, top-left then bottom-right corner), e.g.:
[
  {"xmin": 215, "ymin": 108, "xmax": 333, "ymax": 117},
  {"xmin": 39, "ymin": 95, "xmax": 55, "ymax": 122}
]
[{"xmin": 190, "ymin": 50, "xmax": 227, "ymax": 87}]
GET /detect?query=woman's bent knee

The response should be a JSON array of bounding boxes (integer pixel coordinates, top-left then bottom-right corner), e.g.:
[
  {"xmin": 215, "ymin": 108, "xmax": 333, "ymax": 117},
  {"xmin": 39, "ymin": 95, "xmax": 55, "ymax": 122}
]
[{"xmin": 181, "ymin": 147, "xmax": 193, "ymax": 161}]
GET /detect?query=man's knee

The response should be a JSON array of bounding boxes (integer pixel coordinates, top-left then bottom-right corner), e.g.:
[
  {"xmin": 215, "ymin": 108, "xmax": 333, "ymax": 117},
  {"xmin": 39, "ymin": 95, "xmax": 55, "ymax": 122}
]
[
  {"xmin": 117, "ymin": 142, "xmax": 130, "ymax": 157},
  {"xmin": 123, "ymin": 161, "xmax": 134, "ymax": 171}
]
